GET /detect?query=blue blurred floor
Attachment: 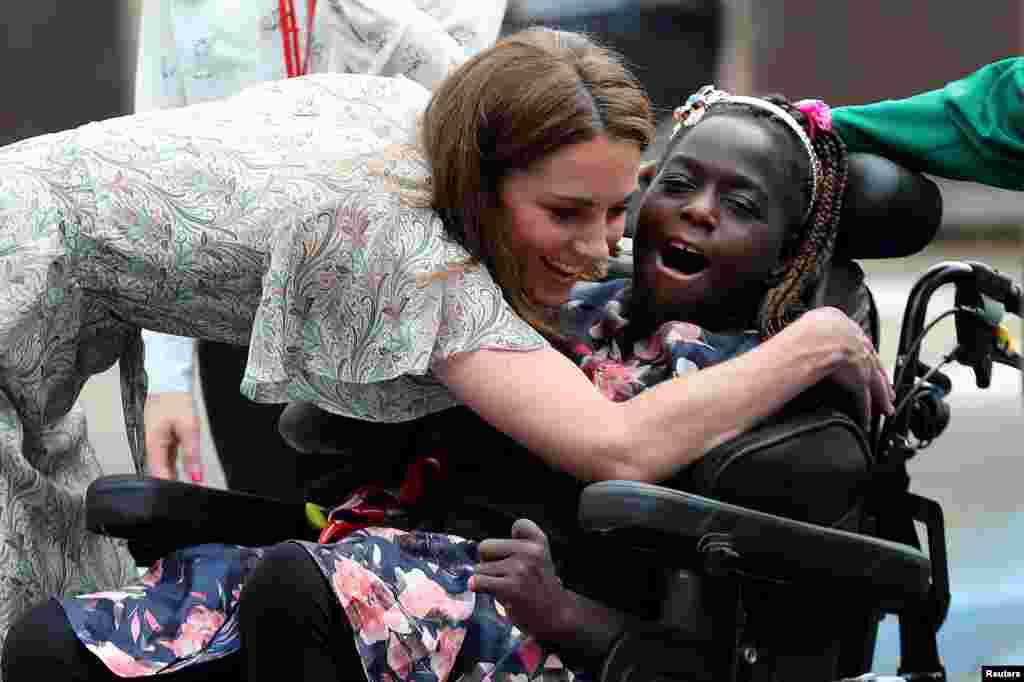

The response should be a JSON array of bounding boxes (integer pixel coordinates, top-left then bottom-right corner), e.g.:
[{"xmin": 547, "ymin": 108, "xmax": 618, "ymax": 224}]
[
  {"xmin": 862, "ymin": 241, "xmax": 1023, "ymax": 679},
  {"xmin": 872, "ymin": 513, "xmax": 1024, "ymax": 674}
]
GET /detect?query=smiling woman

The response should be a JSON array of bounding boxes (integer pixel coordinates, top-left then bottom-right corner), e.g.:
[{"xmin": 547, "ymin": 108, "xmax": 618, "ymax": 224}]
[{"xmin": 419, "ymin": 26, "xmax": 652, "ymax": 339}]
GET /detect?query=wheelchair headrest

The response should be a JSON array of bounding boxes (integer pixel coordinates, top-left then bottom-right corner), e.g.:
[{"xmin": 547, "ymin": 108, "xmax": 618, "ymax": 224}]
[{"xmin": 834, "ymin": 153, "xmax": 943, "ymax": 260}]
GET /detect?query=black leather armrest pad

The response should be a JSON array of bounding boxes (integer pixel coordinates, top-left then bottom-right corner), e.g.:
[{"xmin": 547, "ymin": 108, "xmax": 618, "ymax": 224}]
[
  {"xmin": 579, "ymin": 480, "xmax": 929, "ymax": 602},
  {"xmin": 87, "ymin": 475, "xmax": 311, "ymax": 548}
]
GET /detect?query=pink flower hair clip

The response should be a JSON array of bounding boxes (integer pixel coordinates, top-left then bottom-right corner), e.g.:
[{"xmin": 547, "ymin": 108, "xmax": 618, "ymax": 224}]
[{"xmin": 794, "ymin": 99, "xmax": 832, "ymax": 139}]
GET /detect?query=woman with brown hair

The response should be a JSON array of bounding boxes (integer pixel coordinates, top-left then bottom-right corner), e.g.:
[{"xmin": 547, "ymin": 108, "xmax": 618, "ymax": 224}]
[
  {"xmin": 0, "ymin": 27, "xmax": 889, "ymax": 681},
  {"xmin": 136, "ymin": 0, "xmax": 513, "ymax": 498}
]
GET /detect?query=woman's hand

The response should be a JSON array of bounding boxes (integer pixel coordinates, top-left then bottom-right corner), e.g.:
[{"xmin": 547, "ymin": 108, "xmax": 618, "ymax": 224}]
[
  {"xmin": 470, "ymin": 519, "xmax": 576, "ymax": 643},
  {"xmin": 144, "ymin": 392, "xmax": 205, "ymax": 484},
  {"xmin": 789, "ymin": 307, "xmax": 895, "ymax": 425}
]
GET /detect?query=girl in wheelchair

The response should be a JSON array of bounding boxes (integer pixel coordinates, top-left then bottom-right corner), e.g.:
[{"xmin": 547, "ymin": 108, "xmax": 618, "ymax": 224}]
[{"xmin": 4, "ymin": 78, "xmax": 923, "ymax": 681}]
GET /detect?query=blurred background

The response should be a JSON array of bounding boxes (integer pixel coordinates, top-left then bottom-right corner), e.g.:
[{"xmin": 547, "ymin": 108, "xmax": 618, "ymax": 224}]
[
  {"xmin": 1, "ymin": 1, "xmax": 1020, "ymax": 678},
  {"xmin": 4, "ymin": 0, "xmax": 1019, "ymax": 232}
]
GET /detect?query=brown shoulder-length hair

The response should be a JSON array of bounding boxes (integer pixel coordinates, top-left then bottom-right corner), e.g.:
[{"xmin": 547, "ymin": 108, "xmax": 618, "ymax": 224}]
[{"xmin": 420, "ymin": 27, "xmax": 654, "ymax": 339}]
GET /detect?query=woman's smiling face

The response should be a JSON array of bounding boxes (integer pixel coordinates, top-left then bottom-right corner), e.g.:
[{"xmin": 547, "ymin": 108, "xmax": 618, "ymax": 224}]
[
  {"xmin": 631, "ymin": 114, "xmax": 806, "ymax": 329},
  {"xmin": 496, "ymin": 135, "xmax": 640, "ymax": 306}
]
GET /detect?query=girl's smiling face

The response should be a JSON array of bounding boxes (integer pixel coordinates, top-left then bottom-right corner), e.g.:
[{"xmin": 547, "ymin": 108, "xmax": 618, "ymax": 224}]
[{"xmin": 631, "ymin": 114, "xmax": 807, "ymax": 330}]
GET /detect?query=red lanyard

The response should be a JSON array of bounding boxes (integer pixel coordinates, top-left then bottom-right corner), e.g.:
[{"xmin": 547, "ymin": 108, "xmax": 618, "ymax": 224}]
[{"xmin": 279, "ymin": 0, "xmax": 317, "ymax": 77}]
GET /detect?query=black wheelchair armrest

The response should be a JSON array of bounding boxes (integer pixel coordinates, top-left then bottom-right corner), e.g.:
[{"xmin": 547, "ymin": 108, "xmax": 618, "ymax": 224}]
[
  {"xmin": 87, "ymin": 475, "xmax": 312, "ymax": 562},
  {"xmin": 578, "ymin": 480, "xmax": 930, "ymax": 607}
]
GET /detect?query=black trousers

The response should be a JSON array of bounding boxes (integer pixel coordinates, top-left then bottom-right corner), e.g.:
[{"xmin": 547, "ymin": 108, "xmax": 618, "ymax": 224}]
[
  {"xmin": 2, "ymin": 543, "xmax": 361, "ymax": 682},
  {"xmin": 197, "ymin": 341, "xmax": 316, "ymax": 502},
  {"xmin": 197, "ymin": 341, "xmax": 406, "ymax": 503}
]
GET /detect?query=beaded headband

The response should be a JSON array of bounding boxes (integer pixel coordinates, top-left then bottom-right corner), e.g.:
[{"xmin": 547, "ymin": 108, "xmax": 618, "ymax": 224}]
[{"xmin": 672, "ymin": 85, "xmax": 829, "ymax": 224}]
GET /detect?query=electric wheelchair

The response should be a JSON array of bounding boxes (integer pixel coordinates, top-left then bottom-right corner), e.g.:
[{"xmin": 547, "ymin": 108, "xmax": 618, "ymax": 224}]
[{"xmin": 84, "ymin": 154, "xmax": 1022, "ymax": 681}]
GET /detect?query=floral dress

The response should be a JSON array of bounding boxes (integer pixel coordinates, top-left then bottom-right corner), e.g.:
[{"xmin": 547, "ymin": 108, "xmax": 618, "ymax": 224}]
[
  {"xmin": 63, "ymin": 532, "xmax": 578, "ymax": 681},
  {"xmin": 0, "ymin": 73, "xmax": 543, "ymax": 653},
  {"xmin": 58, "ymin": 278, "xmax": 762, "ymax": 681},
  {"xmin": 560, "ymin": 279, "xmax": 761, "ymax": 401}
]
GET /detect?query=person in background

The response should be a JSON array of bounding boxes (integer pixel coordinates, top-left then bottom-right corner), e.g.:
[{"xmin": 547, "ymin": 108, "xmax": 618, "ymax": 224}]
[{"xmin": 832, "ymin": 56, "xmax": 1022, "ymax": 192}]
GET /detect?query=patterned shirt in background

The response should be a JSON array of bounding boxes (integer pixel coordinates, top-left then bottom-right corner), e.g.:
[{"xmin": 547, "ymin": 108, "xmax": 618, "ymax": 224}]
[{"xmin": 136, "ymin": 0, "xmax": 506, "ymax": 111}]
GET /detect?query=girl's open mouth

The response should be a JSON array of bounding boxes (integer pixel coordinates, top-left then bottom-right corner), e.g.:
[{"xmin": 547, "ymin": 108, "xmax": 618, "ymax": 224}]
[{"xmin": 662, "ymin": 242, "xmax": 709, "ymax": 275}]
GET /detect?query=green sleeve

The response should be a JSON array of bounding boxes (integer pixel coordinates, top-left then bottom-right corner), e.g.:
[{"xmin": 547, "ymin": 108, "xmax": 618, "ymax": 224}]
[{"xmin": 832, "ymin": 57, "xmax": 1024, "ymax": 191}]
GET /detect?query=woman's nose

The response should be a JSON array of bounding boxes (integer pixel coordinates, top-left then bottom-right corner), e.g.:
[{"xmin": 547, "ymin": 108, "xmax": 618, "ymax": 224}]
[{"xmin": 573, "ymin": 219, "xmax": 611, "ymax": 261}]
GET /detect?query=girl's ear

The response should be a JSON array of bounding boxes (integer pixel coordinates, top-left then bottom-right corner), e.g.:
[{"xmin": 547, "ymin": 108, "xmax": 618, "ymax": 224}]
[{"xmin": 638, "ymin": 161, "xmax": 658, "ymax": 189}]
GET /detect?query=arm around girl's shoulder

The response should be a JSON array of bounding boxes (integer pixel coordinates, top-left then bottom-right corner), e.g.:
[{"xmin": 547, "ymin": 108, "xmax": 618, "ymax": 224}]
[{"xmin": 432, "ymin": 306, "xmax": 891, "ymax": 485}]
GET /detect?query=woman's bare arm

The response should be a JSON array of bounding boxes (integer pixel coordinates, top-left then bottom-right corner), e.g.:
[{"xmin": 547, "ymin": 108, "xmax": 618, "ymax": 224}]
[{"xmin": 434, "ymin": 307, "xmax": 891, "ymax": 483}]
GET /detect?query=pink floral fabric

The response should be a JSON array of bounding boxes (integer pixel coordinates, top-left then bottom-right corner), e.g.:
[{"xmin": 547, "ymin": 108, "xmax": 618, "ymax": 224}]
[
  {"xmin": 60, "ymin": 544, "xmax": 262, "ymax": 675},
  {"xmin": 61, "ymin": 531, "xmax": 584, "ymax": 681},
  {"xmin": 298, "ymin": 529, "xmax": 579, "ymax": 681},
  {"xmin": 561, "ymin": 280, "xmax": 760, "ymax": 402}
]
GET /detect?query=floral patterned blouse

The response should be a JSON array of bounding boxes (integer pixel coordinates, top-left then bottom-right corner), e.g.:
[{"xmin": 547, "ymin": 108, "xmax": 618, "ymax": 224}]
[
  {"xmin": 57, "ymin": 278, "xmax": 762, "ymax": 681},
  {"xmin": 0, "ymin": 72, "xmax": 543, "ymax": 650},
  {"xmin": 136, "ymin": 0, "xmax": 510, "ymax": 393},
  {"xmin": 561, "ymin": 279, "xmax": 761, "ymax": 401}
]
